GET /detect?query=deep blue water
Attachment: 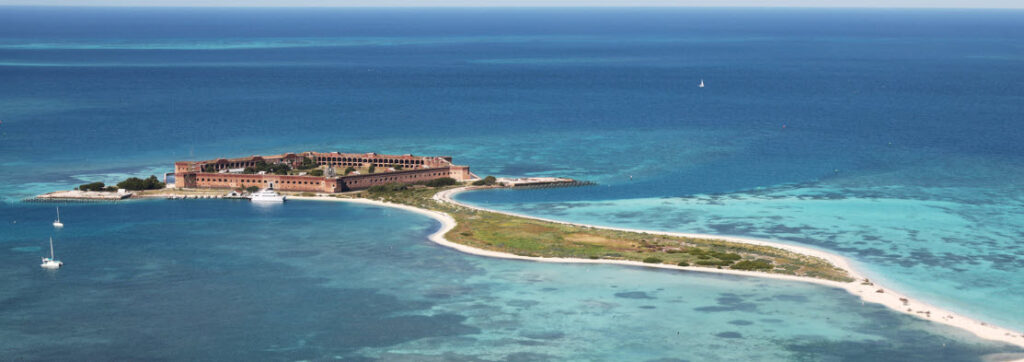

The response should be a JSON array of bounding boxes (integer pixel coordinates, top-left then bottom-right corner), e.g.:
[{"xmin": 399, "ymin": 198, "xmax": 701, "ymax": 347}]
[{"xmin": 1, "ymin": 7, "xmax": 1023, "ymax": 360}]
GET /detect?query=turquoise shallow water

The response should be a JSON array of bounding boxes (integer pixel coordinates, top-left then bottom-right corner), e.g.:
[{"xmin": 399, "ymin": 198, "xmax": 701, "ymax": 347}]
[
  {"xmin": 458, "ymin": 150, "xmax": 1024, "ymax": 331},
  {"xmin": 1, "ymin": 200, "xmax": 1020, "ymax": 360}
]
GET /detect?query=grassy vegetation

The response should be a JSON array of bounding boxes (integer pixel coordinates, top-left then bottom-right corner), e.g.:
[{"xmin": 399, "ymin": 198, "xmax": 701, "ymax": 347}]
[
  {"xmin": 77, "ymin": 181, "xmax": 113, "ymax": 192},
  {"xmin": 77, "ymin": 175, "xmax": 165, "ymax": 192},
  {"xmin": 328, "ymin": 165, "xmax": 379, "ymax": 176},
  {"xmin": 472, "ymin": 175, "xmax": 497, "ymax": 186},
  {"xmin": 363, "ymin": 186, "xmax": 854, "ymax": 282},
  {"xmin": 242, "ymin": 161, "xmax": 290, "ymax": 175},
  {"xmin": 116, "ymin": 175, "xmax": 165, "ymax": 191}
]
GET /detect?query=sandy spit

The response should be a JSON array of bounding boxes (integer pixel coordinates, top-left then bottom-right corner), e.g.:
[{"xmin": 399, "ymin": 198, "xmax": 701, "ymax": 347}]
[{"xmin": 290, "ymin": 190, "xmax": 1024, "ymax": 350}]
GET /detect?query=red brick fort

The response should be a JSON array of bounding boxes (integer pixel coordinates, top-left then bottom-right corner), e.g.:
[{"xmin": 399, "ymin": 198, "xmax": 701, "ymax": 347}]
[{"xmin": 174, "ymin": 151, "xmax": 475, "ymax": 193}]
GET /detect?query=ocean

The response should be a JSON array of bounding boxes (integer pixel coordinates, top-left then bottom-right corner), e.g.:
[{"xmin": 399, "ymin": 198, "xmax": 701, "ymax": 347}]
[{"xmin": 1, "ymin": 7, "xmax": 1022, "ymax": 360}]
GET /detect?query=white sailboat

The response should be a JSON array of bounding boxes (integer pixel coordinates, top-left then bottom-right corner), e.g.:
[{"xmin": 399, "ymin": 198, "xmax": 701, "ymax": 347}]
[
  {"xmin": 41, "ymin": 237, "xmax": 63, "ymax": 269},
  {"xmin": 53, "ymin": 207, "xmax": 63, "ymax": 228},
  {"xmin": 699, "ymin": 79, "xmax": 705, "ymax": 88}
]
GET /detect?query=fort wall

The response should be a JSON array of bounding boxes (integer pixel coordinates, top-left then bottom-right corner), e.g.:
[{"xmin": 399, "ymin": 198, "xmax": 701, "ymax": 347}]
[{"xmin": 174, "ymin": 151, "xmax": 474, "ymax": 193}]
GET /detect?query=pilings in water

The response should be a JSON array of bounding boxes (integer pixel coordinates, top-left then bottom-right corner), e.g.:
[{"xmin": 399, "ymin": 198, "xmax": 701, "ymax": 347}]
[
  {"xmin": 503, "ymin": 179, "xmax": 596, "ymax": 190},
  {"xmin": 22, "ymin": 197, "xmax": 123, "ymax": 204},
  {"xmin": 27, "ymin": 190, "xmax": 133, "ymax": 203},
  {"xmin": 164, "ymin": 195, "xmax": 228, "ymax": 200}
]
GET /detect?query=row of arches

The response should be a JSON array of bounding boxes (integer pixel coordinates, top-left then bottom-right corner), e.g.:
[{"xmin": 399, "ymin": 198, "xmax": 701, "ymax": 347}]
[
  {"xmin": 197, "ymin": 177, "xmax": 324, "ymax": 186},
  {"xmin": 316, "ymin": 156, "xmax": 426, "ymax": 168},
  {"xmin": 345, "ymin": 171, "xmax": 450, "ymax": 187}
]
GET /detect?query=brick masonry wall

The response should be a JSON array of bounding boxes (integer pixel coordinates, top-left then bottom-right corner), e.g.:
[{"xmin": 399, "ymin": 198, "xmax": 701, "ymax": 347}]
[
  {"xmin": 338, "ymin": 167, "xmax": 454, "ymax": 191},
  {"xmin": 175, "ymin": 151, "xmax": 473, "ymax": 193},
  {"xmin": 189, "ymin": 173, "xmax": 331, "ymax": 192},
  {"xmin": 180, "ymin": 166, "xmax": 466, "ymax": 193}
]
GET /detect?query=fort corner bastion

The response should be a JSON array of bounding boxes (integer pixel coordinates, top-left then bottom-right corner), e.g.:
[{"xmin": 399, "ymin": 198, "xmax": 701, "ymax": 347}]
[{"xmin": 174, "ymin": 151, "xmax": 476, "ymax": 193}]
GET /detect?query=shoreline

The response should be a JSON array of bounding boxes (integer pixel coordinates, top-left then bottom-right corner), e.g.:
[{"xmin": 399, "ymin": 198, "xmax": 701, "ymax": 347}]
[{"xmin": 292, "ymin": 190, "xmax": 1024, "ymax": 350}]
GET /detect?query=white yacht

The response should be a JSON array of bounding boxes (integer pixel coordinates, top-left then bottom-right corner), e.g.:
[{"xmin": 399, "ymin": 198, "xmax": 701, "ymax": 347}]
[
  {"xmin": 699, "ymin": 79, "xmax": 705, "ymax": 88},
  {"xmin": 41, "ymin": 237, "xmax": 63, "ymax": 269},
  {"xmin": 250, "ymin": 186, "xmax": 286, "ymax": 203},
  {"xmin": 53, "ymin": 207, "xmax": 63, "ymax": 228}
]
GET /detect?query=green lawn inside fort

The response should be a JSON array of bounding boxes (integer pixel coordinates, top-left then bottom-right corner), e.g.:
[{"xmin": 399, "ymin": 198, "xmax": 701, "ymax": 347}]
[{"xmin": 354, "ymin": 185, "xmax": 854, "ymax": 282}]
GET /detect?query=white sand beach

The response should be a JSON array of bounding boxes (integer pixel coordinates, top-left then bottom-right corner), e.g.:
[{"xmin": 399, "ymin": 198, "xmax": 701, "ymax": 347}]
[{"xmin": 292, "ymin": 189, "xmax": 1024, "ymax": 350}]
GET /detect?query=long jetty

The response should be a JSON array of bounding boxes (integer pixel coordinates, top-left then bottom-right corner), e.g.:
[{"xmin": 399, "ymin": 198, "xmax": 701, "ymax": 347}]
[
  {"xmin": 28, "ymin": 190, "xmax": 133, "ymax": 202},
  {"xmin": 496, "ymin": 177, "xmax": 595, "ymax": 189}
]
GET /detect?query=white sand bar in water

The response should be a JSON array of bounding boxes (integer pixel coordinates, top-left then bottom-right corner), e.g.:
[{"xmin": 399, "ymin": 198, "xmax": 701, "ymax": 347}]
[{"xmin": 290, "ymin": 188, "xmax": 1024, "ymax": 350}]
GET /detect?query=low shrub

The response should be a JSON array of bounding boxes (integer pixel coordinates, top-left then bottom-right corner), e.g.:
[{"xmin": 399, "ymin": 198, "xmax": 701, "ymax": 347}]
[
  {"xmin": 710, "ymin": 252, "xmax": 742, "ymax": 261},
  {"xmin": 472, "ymin": 175, "xmax": 498, "ymax": 186},
  {"xmin": 731, "ymin": 260, "xmax": 773, "ymax": 271},
  {"xmin": 642, "ymin": 257, "xmax": 663, "ymax": 264},
  {"xmin": 368, "ymin": 183, "xmax": 408, "ymax": 193},
  {"xmin": 116, "ymin": 175, "xmax": 164, "ymax": 191},
  {"xmin": 695, "ymin": 260, "xmax": 734, "ymax": 267},
  {"xmin": 423, "ymin": 177, "xmax": 458, "ymax": 187},
  {"xmin": 78, "ymin": 182, "xmax": 106, "ymax": 192},
  {"xmin": 677, "ymin": 261, "xmax": 689, "ymax": 266}
]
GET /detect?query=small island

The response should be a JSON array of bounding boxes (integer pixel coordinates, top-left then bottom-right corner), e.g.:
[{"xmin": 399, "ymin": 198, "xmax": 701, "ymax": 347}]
[
  {"xmin": 358, "ymin": 185, "xmax": 852, "ymax": 282},
  {"xmin": 31, "ymin": 150, "xmax": 1024, "ymax": 348}
]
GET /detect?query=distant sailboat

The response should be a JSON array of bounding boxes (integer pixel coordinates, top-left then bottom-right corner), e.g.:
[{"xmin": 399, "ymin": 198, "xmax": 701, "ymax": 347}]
[
  {"xmin": 699, "ymin": 79, "xmax": 705, "ymax": 88},
  {"xmin": 53, "ymin": 207, "xmax": 63, "ymax": 228},
  {"xmin": 41, "ymin": 237, "xmax": 63, "ymax": 269}
]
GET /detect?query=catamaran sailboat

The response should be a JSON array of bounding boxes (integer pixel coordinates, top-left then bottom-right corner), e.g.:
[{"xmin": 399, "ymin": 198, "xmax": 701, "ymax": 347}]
[
  {"xmin": 41, "ymin": 237, "xmax": 63, "ymax": 269},
  {"xmin": 53, "ymin": 207, "xmax": 63, "ymax": 228}
]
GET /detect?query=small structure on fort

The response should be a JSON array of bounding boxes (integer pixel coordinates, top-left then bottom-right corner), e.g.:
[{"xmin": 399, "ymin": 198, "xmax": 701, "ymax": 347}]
[{"xmin": 174, "ymin": 151, "xmax": 477, "ymax": 193}]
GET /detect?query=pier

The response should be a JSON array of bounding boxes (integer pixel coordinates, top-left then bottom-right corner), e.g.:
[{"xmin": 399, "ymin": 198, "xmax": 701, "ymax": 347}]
[
  {"xmin": 32, "ymin": 190, "xmax": 133, "ymax": 201},
  {"xmin": 496, "ymin": 177, "xmax": 595, "ymax": 189}
]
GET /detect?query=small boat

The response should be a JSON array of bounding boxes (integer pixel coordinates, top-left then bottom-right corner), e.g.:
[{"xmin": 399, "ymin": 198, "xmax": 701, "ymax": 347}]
[
  {"xmin": 250, "ymin": 187, "xmax": 285, "ymax": 203},
  {"xmin": 41, "ymin": 237, "xmax": 63, "ymax": 269},
  {"xmin": 699, "ymin": 79, "xmax": 705, "ymax": 88},
  {"xmin": 52, "ymin": 207, "xmax": 63, "ymax": 228}
]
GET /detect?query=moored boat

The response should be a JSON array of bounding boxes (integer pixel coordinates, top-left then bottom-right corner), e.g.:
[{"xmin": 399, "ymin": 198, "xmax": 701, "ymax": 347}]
[
  {"xmin": 250, "ymin": 187, "xmax": 285, "ymax": 202},
  {"xmin": 41, "ymin": 237, "xmax": 63, "ymax": 269},
  {"xmin": 52, "ymin": 207, "xmax": 63, "ymax": 228}
]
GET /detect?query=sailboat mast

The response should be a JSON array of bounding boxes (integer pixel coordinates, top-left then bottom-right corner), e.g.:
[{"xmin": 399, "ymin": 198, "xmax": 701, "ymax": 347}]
[
  {"xmin": 49, "ymin": 237, "xmax": 55, "ymax": 259},
  {"xmin": 56, "ymin": 207, "xmax": 60, "ymax": 222}
]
